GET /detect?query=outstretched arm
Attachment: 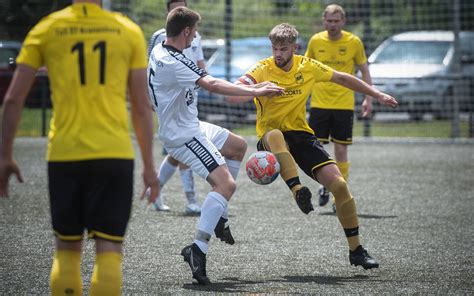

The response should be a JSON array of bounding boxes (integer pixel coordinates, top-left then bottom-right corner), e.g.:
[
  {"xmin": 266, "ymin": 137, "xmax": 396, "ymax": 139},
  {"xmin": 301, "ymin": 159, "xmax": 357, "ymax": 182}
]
[
  {"xmin": 0, "ymin": 64, "xmax": 35, "ymax": 197},
  {"xmin": 198, "ymin": 75, "xmax": 284, "ymax": 100},
  {"xmin": 331, "ymin": 70, "xmax": 398, "ymax": 108},
  {"xmin": 358, "ymin": 63, "xmax": 373, "ymax": 117},
  {"xmin": 128, "ymin": 68, "xmax": 160, "ymax": 204}
]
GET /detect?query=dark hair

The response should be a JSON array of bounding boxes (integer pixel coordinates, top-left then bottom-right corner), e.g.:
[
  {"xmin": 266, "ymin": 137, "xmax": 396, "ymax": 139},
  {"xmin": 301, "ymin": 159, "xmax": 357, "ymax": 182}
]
[
  {"xmin": 166, "ymin": 7, "xmax": 201, "ymax": 38},
  {"xmin": 167, "ymin": 0, "xmax": 187, "ymax": 12}
]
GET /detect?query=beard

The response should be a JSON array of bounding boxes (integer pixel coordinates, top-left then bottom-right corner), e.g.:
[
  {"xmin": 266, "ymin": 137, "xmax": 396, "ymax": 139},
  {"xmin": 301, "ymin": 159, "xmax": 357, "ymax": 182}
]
[{"xmin": 275, "ymin": 55, "xmax": 292, "ymax": 69}]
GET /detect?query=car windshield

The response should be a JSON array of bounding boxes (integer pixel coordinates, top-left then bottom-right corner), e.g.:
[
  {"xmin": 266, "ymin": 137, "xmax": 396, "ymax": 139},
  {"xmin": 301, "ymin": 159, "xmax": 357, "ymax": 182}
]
[
  {"xmin": 372, "ymin": 41, "xmax": 451, "ymax": 64},
  {"xmin": 212, "ymin": 45, "xmax": 271, "ymax": 72}
]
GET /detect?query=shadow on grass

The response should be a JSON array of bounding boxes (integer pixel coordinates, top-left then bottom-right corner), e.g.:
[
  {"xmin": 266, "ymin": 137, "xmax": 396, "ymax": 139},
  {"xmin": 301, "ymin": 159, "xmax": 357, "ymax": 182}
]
[
  {"xmin": 319, "ymin": 211, "xmax": 397, "ymax": 219},
  {"xmin": 182, "ymin": 274, "xmax": 379, "ymax": 292}
]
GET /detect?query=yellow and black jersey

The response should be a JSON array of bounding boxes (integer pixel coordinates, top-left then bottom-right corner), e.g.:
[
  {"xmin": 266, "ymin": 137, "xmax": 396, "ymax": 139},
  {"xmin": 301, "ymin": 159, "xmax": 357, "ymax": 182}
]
[
  {"xmin": 305, "ymin": 30, "xmax": 367, "ymax": 110},
  {"xmin": 16, "ymin": 3, "xmax": 147, "ymax": 161},
  {"xmin": 239, "ymin": 55, "xmax": 333, "ymax": 138}
]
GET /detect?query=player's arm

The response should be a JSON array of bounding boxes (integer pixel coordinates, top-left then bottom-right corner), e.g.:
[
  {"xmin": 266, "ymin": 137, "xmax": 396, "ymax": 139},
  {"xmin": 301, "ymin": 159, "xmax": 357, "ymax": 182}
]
[
  {"xmin": 127, "ymin": 68, "xmax": 160, "ymax": 204},
  {"xmin": 330, "ymin": 70, "xmax": 398, "ymax": 108},
  {"xmin": 197, "ymin": 75, "xmax": 284, "ymax": 99},
  {"xmin": 0, "ymin": 64, "xmax": 35, "ymax": 196},
  {"xmin": 358, "ymin": 63, "xmax": 373, "ymax": 117},
  {"xmin": 197, "ymin": 60, "xmax": 206, "ymax": 71}
]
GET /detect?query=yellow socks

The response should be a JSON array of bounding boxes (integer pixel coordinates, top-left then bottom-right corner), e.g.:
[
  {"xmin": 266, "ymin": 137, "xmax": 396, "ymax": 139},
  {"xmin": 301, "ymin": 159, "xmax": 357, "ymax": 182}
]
[
  {"xmin": 50, "ymin": 250, "xmax": 82, "ymax": 296},
  {"xmin": 336, "ymin": 162, "xmax": 350, "ymax": 181},
  {"xmin": 265, "ymin": 129, "xmax": 302, "ymax": 196},
  {"xmin": 89, "ymin": 252, "xmax": 123, "ymax": 296},
  {"xmin": 328, "ymin": 177, "xmax": 360, "ymax": 251}
]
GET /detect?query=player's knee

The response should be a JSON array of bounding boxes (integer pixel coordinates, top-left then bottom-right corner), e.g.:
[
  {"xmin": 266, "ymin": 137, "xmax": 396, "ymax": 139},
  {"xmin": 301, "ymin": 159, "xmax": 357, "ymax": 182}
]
[
  {"xmin": 234, "ymin": 134, "xmax": 247, "ymax": 160},
  {"xmin": 214, "ymin": 178, "xmax": 236, "ymax": 199},
  {"xmin": 265, "ymin": 129, "xmax": 287, "ymax": 152},
  {"xmin": 328, "ymin": 176, "xmax": 351, "ymax": 202}
]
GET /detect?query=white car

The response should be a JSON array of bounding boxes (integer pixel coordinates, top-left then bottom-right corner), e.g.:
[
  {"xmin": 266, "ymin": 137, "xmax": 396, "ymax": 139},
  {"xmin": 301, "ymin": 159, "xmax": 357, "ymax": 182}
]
[{"xmin": 364, "ymin": 31, "xmax": 474, "ymax": 120}]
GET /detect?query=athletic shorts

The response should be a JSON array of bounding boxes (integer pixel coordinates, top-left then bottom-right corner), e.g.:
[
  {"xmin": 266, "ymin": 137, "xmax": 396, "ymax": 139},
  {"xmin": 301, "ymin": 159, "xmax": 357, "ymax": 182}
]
[
  {"xmin": 257, "ymin": 130, "xmax": 335, "ymax": 180},
  {"xmin": 48, "ymin": 159, "xmax": 133, "ymax": 242},
  {"xmin": 166, "ymin": 121, "xmax": 229, "ymax": 180},
  {"xmin": 308, "ymin": 108, "xmax": 354, "ymax": 145}
]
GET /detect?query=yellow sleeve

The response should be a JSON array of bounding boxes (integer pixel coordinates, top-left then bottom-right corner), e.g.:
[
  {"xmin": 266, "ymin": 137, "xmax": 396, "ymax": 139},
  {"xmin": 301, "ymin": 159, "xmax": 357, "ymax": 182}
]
[
  {"xmin": 305, "ymin": 37, "xmax": 316, "ymax": 59},
  {"xmin": 16, "ymin": 18, "xmax": 51, "ymax": 69},
  {"xmin": 243, "ymin": 60, "xmax": 266, "ymax": 84},
  {"xmin": 354, "ymin": 37, "xmax": 368, "ymax": 66},
  {"xmin": 310, "ymin": 58, "xmax": 333, "ymax": 82}
]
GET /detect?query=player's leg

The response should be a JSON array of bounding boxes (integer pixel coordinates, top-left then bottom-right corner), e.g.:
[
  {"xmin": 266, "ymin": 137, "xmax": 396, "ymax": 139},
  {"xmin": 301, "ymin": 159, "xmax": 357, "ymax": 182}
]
[
  {"xmin": 48, "ymin": 162, "xmax": 84, "ymax": 295},
  {"xmin": 202, "ymin": 121, "xmax": 245, "ymax": 243},
  {"xmin": 308, "ymin": 108, "xmax": 332, "ymax": 207},
  {"xmin": 50, "ymin": 240, "xmax": 83, "ymax": 296},
  {"xmin": 152, "ymin": 155, "xmax": 180, "ymax": 211},
  {"xmin": 261, "ymin": 129, "xmax": 313, "ymax": 214},
  {"xmin": 86, "ymin": 159, "xmax": 134, "ymax": 294},
  {"xmin": 314, "ymin": 164, "xmax": 379, "ymax": 269},
  {"xmin": 331, "ymin": 109, "xmax": 354, "ymax": 212},
  {"xmin": 178, "ymin": 162, "xmax": 201, "ymax": 215},
  {"xmin": 170, "ymin": 135, "xmax": 232, "ymax": 284}
]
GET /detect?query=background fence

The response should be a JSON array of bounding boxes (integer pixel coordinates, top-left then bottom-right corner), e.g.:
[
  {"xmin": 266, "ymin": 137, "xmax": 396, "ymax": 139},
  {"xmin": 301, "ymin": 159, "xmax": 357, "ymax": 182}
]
[{"xmin": 1, "ymin": 0, "xmax": 474, "ymax": 138}]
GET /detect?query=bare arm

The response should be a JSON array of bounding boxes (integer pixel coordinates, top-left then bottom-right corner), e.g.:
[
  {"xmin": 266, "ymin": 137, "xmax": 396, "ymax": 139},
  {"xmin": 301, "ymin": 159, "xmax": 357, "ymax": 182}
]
[
  {"xmin": 128, "ymin": 68, "xmax": 160, "ymax": 204},
  {"xmin": 198, "ymin": 75, "xmax": 284, "ymax": 98},
  {"xmin": 197, "ymin": 60, "xmax": 206, "ymax": 71},
  {"xmin": 0, "ymin": 64, "xmax": 36, "ymax": 196},
  {"xmin": 358, "ymin": 63, "xmax": 374, "ymax": 117},
  {"xmin": 331, "ymin": 70, "xmax": 398, "ymax": 108}
]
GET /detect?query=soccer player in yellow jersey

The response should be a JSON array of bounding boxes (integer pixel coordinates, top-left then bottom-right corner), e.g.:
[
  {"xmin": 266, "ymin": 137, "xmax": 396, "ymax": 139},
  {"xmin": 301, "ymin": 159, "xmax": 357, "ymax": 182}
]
[
  {"xmin": 0, "ymin": 0, "xmax": 159, "ymax": 295},
  {"xmin": 227, "ymin": 23, "xmax": 398, "ymax": 269},
  {"xmin": 305, "ymin": 4, "xmax": 373, "ymax": 209}
]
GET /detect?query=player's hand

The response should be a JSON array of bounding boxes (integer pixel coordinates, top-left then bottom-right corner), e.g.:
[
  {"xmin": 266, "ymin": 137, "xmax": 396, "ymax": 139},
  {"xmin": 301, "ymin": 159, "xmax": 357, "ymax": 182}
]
[
  {"xmin": 140, "ymin": 168, "xmax": 160, "ymax": 204},
  {"xmin": 361, "ymin": 96, "xmax": 373, "ymax": 118},
  {"xmin": 0, "ymin": 158, "xmax": 24, "ymax": 197},
  {"xmin": 376, "ymin": 92, "xmax": 398, "ymax": 108},
  {"xmin": 254, "ymin": 82, "xmax": 285, "ymax": 97}
]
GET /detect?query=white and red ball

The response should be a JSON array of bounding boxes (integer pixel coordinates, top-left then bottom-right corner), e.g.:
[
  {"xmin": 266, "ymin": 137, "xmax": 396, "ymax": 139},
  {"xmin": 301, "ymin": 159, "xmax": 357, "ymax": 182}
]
[{"xmin": 245, "ymin": 151, "xmax": 280, "ymax": 185}]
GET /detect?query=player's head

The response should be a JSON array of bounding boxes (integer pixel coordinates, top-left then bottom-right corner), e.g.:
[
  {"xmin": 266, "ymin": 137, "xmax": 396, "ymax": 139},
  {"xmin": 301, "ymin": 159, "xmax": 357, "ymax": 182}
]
[
  {"xmin": 166, "ymin": 7, "xmax": 200, "ymax": 47},
  {"xmin": 322, "ymin": 4, "xmax": 346, "ymax": 39},
  {"xmin": 167, "ymin": 0, "xmax": 187, "ymax": 12},
  {"xmin": 268, "ymin": 23, "xmax": 298, "ymax": 69}
]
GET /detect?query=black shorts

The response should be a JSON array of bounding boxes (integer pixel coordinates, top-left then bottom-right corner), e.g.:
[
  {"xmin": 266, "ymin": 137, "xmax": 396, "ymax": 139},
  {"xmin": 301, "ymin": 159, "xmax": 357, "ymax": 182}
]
[
  {"xmin": 48, "ymin": 159, "xmax": 134, "ymax": 242},
  {"xmin": 257, "ymin": 130, "xmax": 335, "ymax": 180},
  {"xmin": 308, "ymin": 108, "xmax": 354, "ymax": 145}
]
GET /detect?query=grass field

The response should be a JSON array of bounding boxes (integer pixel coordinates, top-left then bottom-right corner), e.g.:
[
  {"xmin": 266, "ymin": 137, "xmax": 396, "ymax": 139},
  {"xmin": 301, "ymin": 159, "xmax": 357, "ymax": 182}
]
[
  {"xmin": 1, "ymin": 138, "xmax": 473, "ymax": 294},
  {"xmin": 16, "ymin": 108, "xmax": 473, "ymax": 138}
]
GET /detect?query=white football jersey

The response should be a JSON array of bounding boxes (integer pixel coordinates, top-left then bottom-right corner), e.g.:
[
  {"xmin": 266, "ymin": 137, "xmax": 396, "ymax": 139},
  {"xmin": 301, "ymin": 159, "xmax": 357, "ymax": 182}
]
[
  {"xmin": 147, "ymin": 28, "xmax": 204, "ymax": 64},
  {"xmin": 148, "ymin": 43, "xmax": 207, "ymax": 147}
]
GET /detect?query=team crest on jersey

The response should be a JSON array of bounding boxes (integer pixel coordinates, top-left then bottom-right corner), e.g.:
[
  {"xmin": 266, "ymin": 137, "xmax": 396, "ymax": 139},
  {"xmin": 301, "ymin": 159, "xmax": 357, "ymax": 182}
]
[
  {"xmin": 294, "ymin": 72, "xmax": 304, "ymax": 84},
  {"xmin": 185, "ymin": 89, "xmax": 195, "ymax": 106},
  {"xmin": 339, "ymin": 46, "xmax": 347, "ymax": 55}
]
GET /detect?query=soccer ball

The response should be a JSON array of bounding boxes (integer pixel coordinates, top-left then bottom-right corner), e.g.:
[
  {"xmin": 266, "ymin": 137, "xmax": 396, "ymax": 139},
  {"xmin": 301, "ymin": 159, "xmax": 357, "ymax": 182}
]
[{"xmin": 245, "ymin": 151, "xmax": 280, "ymax": 185}]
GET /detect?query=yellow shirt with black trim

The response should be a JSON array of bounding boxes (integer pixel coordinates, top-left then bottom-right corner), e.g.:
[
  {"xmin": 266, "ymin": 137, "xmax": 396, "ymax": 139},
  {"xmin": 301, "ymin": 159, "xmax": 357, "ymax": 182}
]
[
  {"xmin": 242, "ymin": 55, "xmax": 333, "ymax": 138},
  {"xmin": 16, "ymin": 3, "xmax": 147, "ymax": 161},
  {"xmin": 305, "ymin": 30, "xmax": 367, "ymax": 110}
]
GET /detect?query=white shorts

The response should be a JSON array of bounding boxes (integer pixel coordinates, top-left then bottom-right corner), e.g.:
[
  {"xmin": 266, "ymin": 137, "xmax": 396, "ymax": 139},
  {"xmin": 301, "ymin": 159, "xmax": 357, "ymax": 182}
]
[{"xmin": 166, "ymin": 121, "xmax": 230, "ymax": 179}]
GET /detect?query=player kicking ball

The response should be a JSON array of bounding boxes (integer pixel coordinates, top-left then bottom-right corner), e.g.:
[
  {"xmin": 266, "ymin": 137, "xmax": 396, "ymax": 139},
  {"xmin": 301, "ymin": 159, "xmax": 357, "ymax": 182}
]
[
  {"xmin": 148, "ymin": 7, "xmax": 284, "ymax": 284},
  {"xmin": 227, "ymin": 23, "xmax": 398, "ymax": 270}
]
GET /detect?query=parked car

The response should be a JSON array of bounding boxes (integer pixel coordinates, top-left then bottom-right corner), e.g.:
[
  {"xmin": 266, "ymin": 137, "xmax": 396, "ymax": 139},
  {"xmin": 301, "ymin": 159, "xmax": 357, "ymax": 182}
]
[
  {"xmin": 198, "ymin": 37, "xmax": 305, "ymax": 121},
  {"xmin": 360, "ymin": 31, "xmax": 474, "ymax": 120},
  {"xmin": 0, "ymin": 40, "xmax": 50, "ymax": 108}
]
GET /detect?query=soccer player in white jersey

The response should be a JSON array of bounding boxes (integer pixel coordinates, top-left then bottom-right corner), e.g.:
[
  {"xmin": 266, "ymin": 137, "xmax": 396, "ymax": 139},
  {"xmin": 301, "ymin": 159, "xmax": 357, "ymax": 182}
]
[
  {"xmin": 148, "ymin": 7, "xmax": 284, "ymax": 285},
  {"xmin": 147, "ymin": 0, "xmax": 205, "ymax": 215}
]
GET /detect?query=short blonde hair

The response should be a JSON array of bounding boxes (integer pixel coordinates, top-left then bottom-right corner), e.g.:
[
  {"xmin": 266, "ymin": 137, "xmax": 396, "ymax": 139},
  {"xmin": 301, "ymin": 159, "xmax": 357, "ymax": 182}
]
[
  {"xmin": 268, "ymin": 23, "xmax": 298, "ymax": 45},
  {"xmin": 323, "ymin": 4, "xmax": 346, "ymax": 19}
]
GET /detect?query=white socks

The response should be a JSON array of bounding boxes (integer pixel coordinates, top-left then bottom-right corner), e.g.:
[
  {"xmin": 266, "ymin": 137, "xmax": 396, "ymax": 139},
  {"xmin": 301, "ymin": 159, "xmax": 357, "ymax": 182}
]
[
  {"xmin": 158, "ymin": 157, "xmax": 177, "ymax": 186},
  {"xmin": 194, "ymin": 192, "xmax": 228, "ymax": 253},
  {"xmin": 180, "ymin": 168, "xmax": 196, "ymax": 203}
]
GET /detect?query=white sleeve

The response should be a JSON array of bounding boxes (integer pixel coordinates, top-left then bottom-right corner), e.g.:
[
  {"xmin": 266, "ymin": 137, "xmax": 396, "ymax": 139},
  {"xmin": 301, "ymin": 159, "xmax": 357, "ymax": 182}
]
[
  {"xmin": 173, "ymin": 54, "xmax": 207, "ymax": 88},
  {"xmin": 194, "ymin": 32, "xmax": 204, "ymax": 62}
]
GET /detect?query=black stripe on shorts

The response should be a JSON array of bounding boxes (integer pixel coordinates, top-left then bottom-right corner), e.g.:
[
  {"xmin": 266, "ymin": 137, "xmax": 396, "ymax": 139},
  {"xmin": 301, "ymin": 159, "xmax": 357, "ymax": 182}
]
[{"xmin": 185, "ymin": 137, "xmax": 219, "ymax": 173}]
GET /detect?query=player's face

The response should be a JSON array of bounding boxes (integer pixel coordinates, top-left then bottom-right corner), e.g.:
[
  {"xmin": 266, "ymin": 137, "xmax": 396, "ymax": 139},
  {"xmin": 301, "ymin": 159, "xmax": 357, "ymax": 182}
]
[
  {"xmin": 272, "ymin": 42, "xmax": 296, "ymax": 70},
  {"xmin": 323, "ymin": 12, "xmax": 345, "ymax": 39}
]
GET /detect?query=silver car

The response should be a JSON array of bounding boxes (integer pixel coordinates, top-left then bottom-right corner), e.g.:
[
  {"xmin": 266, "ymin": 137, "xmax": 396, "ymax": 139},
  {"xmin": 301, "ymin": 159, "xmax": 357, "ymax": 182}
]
[{"xmin": 364, "ymin": 31, "xmax": 474, "ymax": 120}]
